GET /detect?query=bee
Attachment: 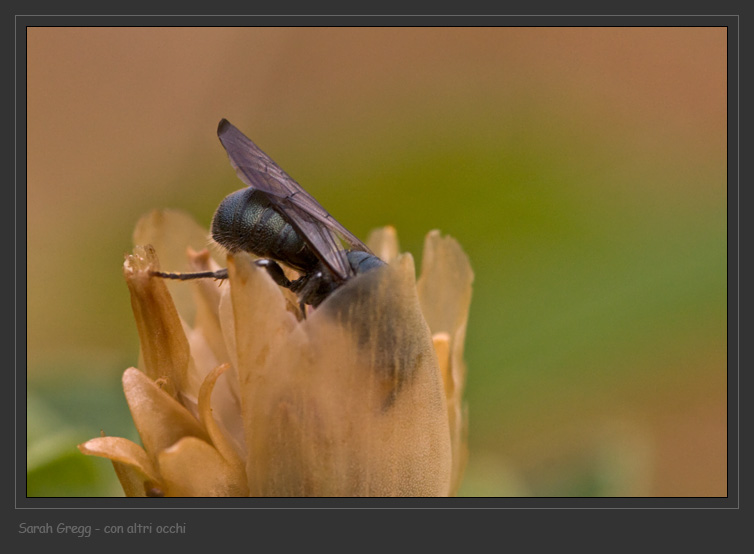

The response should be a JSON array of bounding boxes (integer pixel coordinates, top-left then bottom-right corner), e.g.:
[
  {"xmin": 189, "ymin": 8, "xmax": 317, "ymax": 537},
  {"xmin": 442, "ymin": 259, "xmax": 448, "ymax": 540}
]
[{"xmin": 153, "ymin": 119, "xmax": 385, "ymax": 312}]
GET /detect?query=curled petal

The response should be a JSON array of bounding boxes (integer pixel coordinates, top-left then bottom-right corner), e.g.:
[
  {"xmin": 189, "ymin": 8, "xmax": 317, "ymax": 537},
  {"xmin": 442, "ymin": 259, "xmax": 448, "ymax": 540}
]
[
  {"xmin": 124, "ymin": 246, "xmax": 191, "ymax": 393},
  {"xmin": 198, "ymin": 364, "xmax": 246, "ymax": 475},
  {"xmin": 78, "ymin": 436, "xmax": 162, "ymax": 497},
  {"xmin": 157, "ymin": 436, "xmax": 249, "ymax": 497},
  {"xmin": 122, "ymin": 368, "xmax": 209, "ymax": 463}
]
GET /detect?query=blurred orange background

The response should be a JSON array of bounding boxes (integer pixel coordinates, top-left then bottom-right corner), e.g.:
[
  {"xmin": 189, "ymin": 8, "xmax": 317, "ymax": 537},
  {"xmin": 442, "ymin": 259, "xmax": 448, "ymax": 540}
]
[{"xmin": 26, "ymin": 27, "xmax": 727, "ymax": 497}]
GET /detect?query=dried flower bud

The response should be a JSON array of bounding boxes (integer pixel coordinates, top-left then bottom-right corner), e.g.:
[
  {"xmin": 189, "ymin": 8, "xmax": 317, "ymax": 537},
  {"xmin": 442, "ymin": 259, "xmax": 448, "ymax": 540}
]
[{"xmin": 79, "ymin": 210, "xmax": 473, "ymax": 497}]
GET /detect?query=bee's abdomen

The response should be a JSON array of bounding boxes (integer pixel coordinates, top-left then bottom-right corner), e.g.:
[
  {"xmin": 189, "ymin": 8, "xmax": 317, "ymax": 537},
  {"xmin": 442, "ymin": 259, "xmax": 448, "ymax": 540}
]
[{"xmin": 211, "ymin": 188, "xmax": 317, "ymax": 272}]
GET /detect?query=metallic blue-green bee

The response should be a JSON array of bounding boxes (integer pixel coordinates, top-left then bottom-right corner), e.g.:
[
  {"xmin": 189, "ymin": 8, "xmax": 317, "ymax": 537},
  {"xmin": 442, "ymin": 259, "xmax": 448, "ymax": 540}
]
[{"xmin": 155, "ymin": 119, "xmax": 384, "ymax": 310}]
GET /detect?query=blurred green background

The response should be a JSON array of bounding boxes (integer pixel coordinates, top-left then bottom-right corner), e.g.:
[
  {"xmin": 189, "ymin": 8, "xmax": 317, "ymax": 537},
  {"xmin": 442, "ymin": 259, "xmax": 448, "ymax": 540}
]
[{"xmin": 26, "ymin": 27, "xmax": 727, "ymax": 497}]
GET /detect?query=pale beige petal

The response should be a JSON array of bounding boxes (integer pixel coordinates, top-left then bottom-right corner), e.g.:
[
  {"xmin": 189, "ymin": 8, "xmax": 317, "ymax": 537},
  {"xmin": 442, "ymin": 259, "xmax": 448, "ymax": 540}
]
[
  {"xmin": 417, "ymin": 231, "xmax": 473, "ymax": 495},
  {"xmin": 184, "ymin": 325, "xmax": 221, "ymax": 396},
  {"xmin": 187, "ymin": 248, "xmax": 231, "ymax": 366},
  {"xmin": 124, "ymin": 246, "xmax": 191, "ymax": 393},
  {"xmin": 433, "ymin": 332, "xmax": 452, "ymax": 398},
  {"xmin": 416, "ymin": 230, "xmax": 474, "ymax": 340},
  {"xmin": 112, "ymin": 462, "xmax": 166, "ymax": 498},
  {"xmin": 228, "ymin": 251, "xmax": 297, "ymax": 390},
  {"xmin": 198, "ymin": 364, "xmax": 246, "ymax": 475},
  {"xmin": 433, "ymin": 332, "xmax": 468, "ymax": 496},
  {"xmin": 450, "ymin": 403, "xmax": 469, "ymax": 496},
  {"xmin": 227, "ymin": 252, "xmax": 301, "ymax": 492},
  {"xmin": 122, "ymin": 368, "xmax": 209, "ymax": 462},
  {"xmin": 78, "ymin": 436, "xmax": 162, "ymax": 497},
  {"xmin": 366, "ymin": 225, "xmax": 400, "ymax": 263},
  {"xmin": 133, "ymin": 209, "xmax": 220, "ymax": 325},
  {"xmin": 218, "ymin": 282, "xmax": 238, "ymax": 370},
  {"xmin": 157, "ymin": 436, "xmax": 249, "ymax": 497},
  {"xmin": 243, "ymin": 254, "xmax": 452, "ymax": 496},
  {"xmin": 181, "ymin": 249, "xmax": 239, "ymax": 411}
]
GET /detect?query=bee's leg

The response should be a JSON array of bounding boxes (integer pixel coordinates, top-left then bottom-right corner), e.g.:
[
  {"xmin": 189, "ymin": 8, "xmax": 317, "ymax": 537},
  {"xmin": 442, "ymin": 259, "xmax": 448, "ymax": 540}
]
[
  {"xmin": 255, "ymin": 259, "xmax": 311, "ymax": 319},
  {"xmin": 151, "ymin": 268, "xmax": 229, "ymax": 280},
  {"xmin": 254, "ymin": 259, "xmax": 294, "ymax": 288}
]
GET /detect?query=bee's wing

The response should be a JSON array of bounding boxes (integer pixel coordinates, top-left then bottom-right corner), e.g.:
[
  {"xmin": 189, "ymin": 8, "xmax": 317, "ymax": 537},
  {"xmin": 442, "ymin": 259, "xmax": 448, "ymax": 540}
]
[{"xmin": 217, "ymin": 119, "xmax": 372, "ymax": 281}]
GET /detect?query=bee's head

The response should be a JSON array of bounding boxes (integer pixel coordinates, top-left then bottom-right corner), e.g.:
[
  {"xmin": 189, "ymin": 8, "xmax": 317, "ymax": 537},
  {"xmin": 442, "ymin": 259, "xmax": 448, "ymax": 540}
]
[{"xmin": 210, "ymin": 188, "xmax": 258, "ymax": 253}]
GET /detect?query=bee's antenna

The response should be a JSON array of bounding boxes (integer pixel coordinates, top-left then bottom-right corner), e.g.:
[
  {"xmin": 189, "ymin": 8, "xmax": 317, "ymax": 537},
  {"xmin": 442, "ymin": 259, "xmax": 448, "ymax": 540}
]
[{"xmin": 150, "ymin": 269, "xmax": 229, "ymax": 281}]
